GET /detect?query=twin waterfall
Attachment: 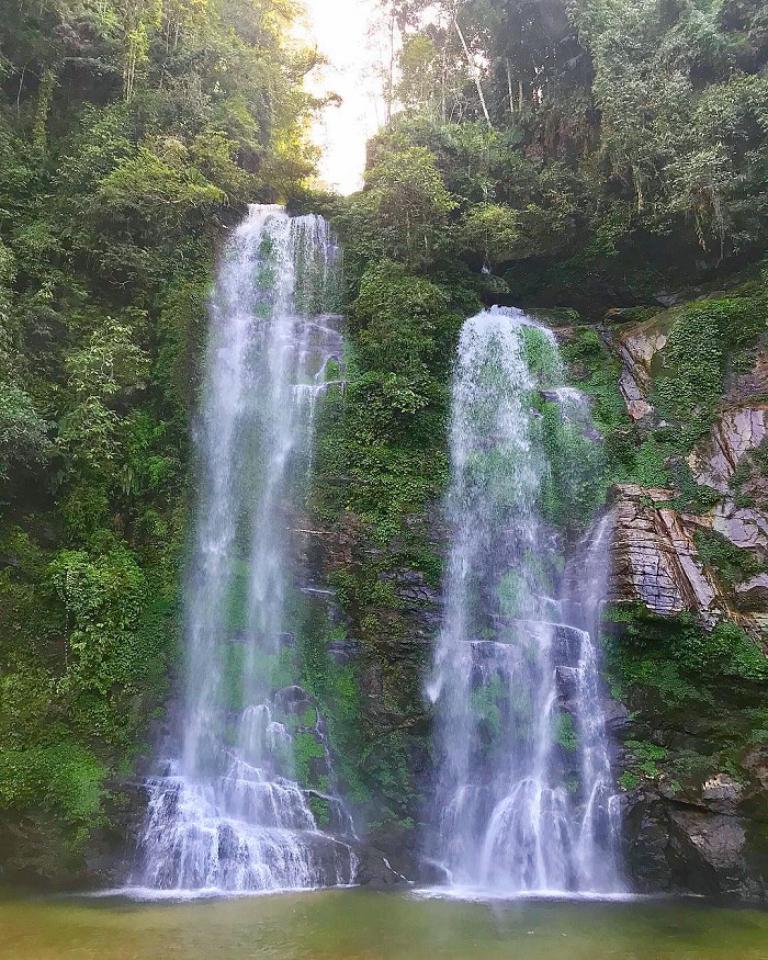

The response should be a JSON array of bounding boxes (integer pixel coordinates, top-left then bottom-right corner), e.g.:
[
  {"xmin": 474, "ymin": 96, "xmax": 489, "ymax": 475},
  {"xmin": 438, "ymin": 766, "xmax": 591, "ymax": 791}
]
[
  {"xmin": 427, "ymin": 308, "xmax": 622, "ymax": 895},
  {"xmin": 132, "ymin": 206, "xmax": 355, "ymax": 894},
  {"xmin": 131, "ymin": 207, "xmax": 621, "ymax": 898}
]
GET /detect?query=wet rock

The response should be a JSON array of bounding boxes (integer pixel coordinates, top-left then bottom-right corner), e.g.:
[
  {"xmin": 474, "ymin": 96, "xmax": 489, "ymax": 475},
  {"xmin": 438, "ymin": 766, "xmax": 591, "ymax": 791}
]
[
  {"xmin": 529, "ymin": 307, "xmax": 582, "ymax": 328},
  {"xmin": 273, "ymin": 685, "xmax": 313, "ymax": 715},
  {"xmin": 623, "ymin": 782, "xmax": 768, "ymax": 902},
  {"xmin": 742, "ymin": 746, "xmax": 768, "ymax": 795},
  {"xmin": 653, "ymin": 290, "xmax": 686, "ymax": 307},
  {"xmin": 327, "ymin": 636, "xmax": 361, "ymax": 665},
  {"xmin": 83, "ymin": 780, "xmax": 150, "ymax": 888},
  {"xmin": 604, "ymin": 306, "xmax": 659, "ymax": 325},
  {"xmin": 554, "ymin": 665, "xmax": 579, "ymax": 699},
  {"xmin": 619, "ymin": 369, "xmax": 654, "ymax": 420},
  {"xmin": 728, "ymin": 355, "xmax": 768, "ymax": 407},
  {"xmin": 549, "ymin": 623, "xmax": 585, "ymax": 665},
  {"xmin": 667, "ymin": 809, "xmax": 748, "ymax": 896},
  {"xmin": 303, "ymin": 833, "xmax": 358, "ymax": 887},
  {"xmin": 602, "ymin": 698, "xmax": 631, "ymax": 735},
  {"xmin": 355, "ymin": 846, "xmax": 412, "ymax": 887},
  {"xmin": 624, "ymin": 793, "xmax": 674, "ymax": 891},
  {"xmin": 304, "ymin": 790, "xmax": 357, "ymax": 837},
  {"xmin": 625, "ymin": 792, "xmax": 751, "ymax": 899}
]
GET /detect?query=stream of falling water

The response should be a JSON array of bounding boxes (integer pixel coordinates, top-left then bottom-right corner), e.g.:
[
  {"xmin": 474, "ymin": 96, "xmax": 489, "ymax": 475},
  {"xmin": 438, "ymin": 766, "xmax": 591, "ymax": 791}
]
[
  {"xmin": 129, "ymin": 205, "xmax": 356, "ymax": 896},
  {"xmin": 427, "ymin": 307, "xmax": 623, "ymax": 896}
]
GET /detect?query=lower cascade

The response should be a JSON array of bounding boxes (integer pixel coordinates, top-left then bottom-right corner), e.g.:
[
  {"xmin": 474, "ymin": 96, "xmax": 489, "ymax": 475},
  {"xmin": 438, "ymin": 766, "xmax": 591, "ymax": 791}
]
[
  {"xmin": 427, "ymin": 307, "xmax": 623, "ymax": 895},
  {"xmin": 130, "ymin": 205, "xmax": 356, "ymax": 894}
]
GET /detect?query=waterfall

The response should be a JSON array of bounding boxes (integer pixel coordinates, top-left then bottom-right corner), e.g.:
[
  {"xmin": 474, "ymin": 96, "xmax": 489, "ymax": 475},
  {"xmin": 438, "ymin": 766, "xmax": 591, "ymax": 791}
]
[
  {"xmin": 427, "ymin": 306, "xmax": 623, "ymax": 896},
  {"xmin": 131, "ymin": 205, "xmax": 356, "ymax": 895}
]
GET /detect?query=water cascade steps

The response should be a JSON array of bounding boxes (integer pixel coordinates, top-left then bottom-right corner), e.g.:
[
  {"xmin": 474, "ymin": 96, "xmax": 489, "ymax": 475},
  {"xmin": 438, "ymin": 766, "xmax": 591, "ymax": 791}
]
[
  {"xmin": 427, "ymin": 307, "xmax": 623, "ymax": 896},
  {"xmin": 129, "ymin": 205, "xmax": 356, "ymax": 896}
]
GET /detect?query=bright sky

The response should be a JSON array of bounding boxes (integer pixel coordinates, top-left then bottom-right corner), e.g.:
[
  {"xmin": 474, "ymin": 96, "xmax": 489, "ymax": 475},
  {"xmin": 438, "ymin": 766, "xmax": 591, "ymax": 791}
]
[{"xmin": 301, "ymin": 0, "xmax": 389, "ymax": 195}]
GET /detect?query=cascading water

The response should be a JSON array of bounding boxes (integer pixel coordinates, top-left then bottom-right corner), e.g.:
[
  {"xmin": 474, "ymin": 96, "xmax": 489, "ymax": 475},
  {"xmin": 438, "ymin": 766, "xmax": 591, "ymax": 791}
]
[
  {"xmin": 427, "ymin": 306, "xmax": 623, "ymax": 896},
  {"xmin": 131, "ymin": 205, "xmax": 356, "ymax": 895}
]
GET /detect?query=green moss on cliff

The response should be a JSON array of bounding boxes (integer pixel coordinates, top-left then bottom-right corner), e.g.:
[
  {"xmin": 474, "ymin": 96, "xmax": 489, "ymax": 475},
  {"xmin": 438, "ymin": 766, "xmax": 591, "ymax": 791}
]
[
  {"xmin": 605, "ymin": 604, "xmax": 768, "ymax": 796},
  {"xmin": 695, "ymin": 529, "xmax": 766, "ymax": 589},
  {"xmin": 653, "ymin": 294, "xmax": 767, "ymax": 444}
]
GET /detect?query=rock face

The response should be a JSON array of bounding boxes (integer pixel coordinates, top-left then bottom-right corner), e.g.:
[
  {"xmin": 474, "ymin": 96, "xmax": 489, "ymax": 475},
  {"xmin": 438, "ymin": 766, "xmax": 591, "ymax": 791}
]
[
  {"xmin": 616, "ymin": 318, "xmax": 669, "ymax": 420},
  {"xmin": 611, "ymin": 485, "xmax": 726, "ymax": 624},
  {"xmin": 689, "ymin": 405, "xmax": 768, "ymax": 492},
  {"xmin": 713, "ymin": 500, "xmax": 768, "ymax": 550},
  {"xmin": 297, "ymin": 513, "xmax": 442, "ymax": 881},
  {"xmin": 736, "ymin": 574, "xmax": 768, "ymax": 609},
  {"xmin": 624, "ymin": 782, "xmax": 768, "ymax": 901}
]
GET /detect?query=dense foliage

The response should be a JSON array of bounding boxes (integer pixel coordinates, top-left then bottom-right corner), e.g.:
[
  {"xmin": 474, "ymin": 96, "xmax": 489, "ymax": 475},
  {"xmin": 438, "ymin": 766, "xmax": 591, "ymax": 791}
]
[
  {"xmin": 0, "ymin": 0, "xmax": 315, "ymax": 880},
  {"xmin": 343, "ymin": 0, "xmax": 768, "ymax": 306}
]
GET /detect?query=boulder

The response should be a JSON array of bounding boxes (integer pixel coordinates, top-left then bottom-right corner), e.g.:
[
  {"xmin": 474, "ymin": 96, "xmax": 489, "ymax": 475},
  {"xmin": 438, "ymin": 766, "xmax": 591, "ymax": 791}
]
[
  {"xmin": 667, "ymin": 808, "xmax": 749, "ymax": 896},
  {"xmin": 624, "ymin": 789, "xmax": 766, "ymax": 901},
  {"xmin": 355, "ymin": 846, "xmax": 412, "ymax": 888}
]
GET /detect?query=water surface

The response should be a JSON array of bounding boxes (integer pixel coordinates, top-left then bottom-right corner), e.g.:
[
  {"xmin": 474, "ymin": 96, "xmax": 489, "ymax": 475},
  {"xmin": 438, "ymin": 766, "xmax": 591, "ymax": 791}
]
[{"xmin": 3, "ymin": 889, "xmax": 767, "ymax": 960}]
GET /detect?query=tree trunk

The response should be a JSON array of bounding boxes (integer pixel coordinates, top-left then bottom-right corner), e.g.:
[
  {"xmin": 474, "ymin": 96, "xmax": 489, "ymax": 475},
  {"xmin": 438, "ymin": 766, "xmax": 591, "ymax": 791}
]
[{"xmin": 453, "ymin": 14, "xmax": 492, "ymax": 129}]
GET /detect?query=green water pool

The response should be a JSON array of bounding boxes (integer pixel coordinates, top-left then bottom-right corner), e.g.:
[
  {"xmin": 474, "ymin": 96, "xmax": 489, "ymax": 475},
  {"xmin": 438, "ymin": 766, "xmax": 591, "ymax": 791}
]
[{"xmin": 2, "ymin": 889, "xmax": 768, "ymax": 960}]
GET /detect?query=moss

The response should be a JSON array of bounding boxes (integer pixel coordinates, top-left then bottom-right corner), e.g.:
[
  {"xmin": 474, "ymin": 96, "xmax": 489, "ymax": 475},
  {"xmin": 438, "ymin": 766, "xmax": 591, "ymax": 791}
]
[
  {"xmin": 0, "ymin": 744, "xmax": 106, "ymax": 856},
  {"xmin": 403, "ymin": 546, "xmax": 443, "ymax": 587},
  {"xmin": 663, "ymin": 459, "xmax": 722, "ymax": 515},
  {"xmin": 497, "ymin": 570, "xmax": 525, "ymax": 619},
  {"xmin": 605, "ymin": 600, "xmax": 768, "ymax": 800},
  {"xmin": 292, "ymin": 732, "xmax": 326, "ymax": 790},
  {"xmin": 624, "ymin": 739, "xmax": 668, "ymax": 779},
  {"xmin": 555, "ymin": 712, "xmax": 579, "ymax": 752},
  {"xmin": 605, "ymin": 307, "xmax": 660, "ymax": 324},
  {"xmin": 528, "ymin": 308, "xmax": 583, "ymax": 328},
  {"xmin": 652, "ymin": 294, "xmax": 767, "ymax": 444},
  {"xmin": 298, "ymin": 606, "xmax": 372, "ymax": 806},
  {"xmin": 632, "ymin": 438, "xmax": 672, "ymax": 487},
  {"xmin": 694, "ymin": 528, "xmax": 765, "ymax": 589},
  {"xmin": 520, "ymin": 324, "xmax": 564, "ymax": 387},
  {"xmin": 537, "ymin": 397, "xmax": 609, "ymax": 535},
  {"xmin": 606, "ymin": 603, "xmax": 768, "ymax": 696},
  {"xmin": 308, "ymin": 794, "xmax": 331, "ymax": 828},
  {"xmin": 618, "ymin": 771, "xmax": 639, "ymax": 790},
  {"xmin": 561, "ymin": 327, "xmax": 642, "ymax": 491},
  {"xmin": 470, "ymin": 675, "xmax": 504, "ymax": 744},
  {"xmin": 310, "ymin": 265, "xmax": 456, "ymax": 544}
]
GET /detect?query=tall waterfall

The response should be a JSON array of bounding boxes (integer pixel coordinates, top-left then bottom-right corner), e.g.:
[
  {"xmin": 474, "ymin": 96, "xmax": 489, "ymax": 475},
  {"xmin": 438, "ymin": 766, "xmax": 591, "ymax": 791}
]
[
  {"xmin": 131, "ymin": 205, "xmax": 356, "ymax": 895},
  {"xmin": 427, "ymin": 307, "xmax": 622, "ymax": 895}
]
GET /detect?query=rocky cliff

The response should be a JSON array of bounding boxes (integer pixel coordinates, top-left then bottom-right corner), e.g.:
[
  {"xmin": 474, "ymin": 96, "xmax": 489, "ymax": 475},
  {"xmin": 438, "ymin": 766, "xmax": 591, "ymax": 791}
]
[
  {"xmin": 599, "ymin": 291, "xmax": 768, "ymax": 901},
  {"xmin": 295, "ymin": 286, "xmax": 768, "ymax": 898}
]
